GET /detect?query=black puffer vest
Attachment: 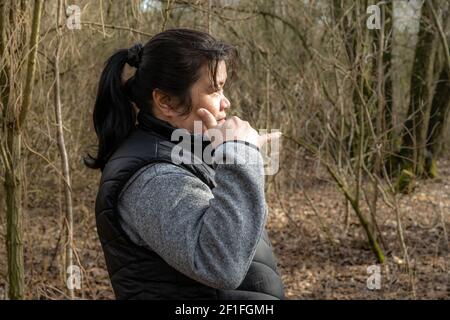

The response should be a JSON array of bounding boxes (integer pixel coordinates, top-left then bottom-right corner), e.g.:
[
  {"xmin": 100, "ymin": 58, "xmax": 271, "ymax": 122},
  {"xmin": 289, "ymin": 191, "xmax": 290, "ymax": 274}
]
[{"xmin": 95, "ymin": 109, "xmax": 286, "ymax": 300}]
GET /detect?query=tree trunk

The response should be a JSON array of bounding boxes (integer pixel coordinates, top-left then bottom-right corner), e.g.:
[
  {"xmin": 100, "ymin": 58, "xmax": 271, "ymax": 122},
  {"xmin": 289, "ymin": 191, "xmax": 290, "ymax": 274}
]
[
  {"xmin": 1, "ymin": 0, "xmax": 44, "ymax": 300},
  {"xmin": 425, "ymin": 4, "xmax": 450, "ymax": 177},
  {"xmin": 425, "ymin": 67, "xmax": 450, "ymax": 176},
  {"xmin": 0, "ymin": 0, "xmax": 10, "ymax": 116},
  {"xmin": 398, "ymin": 0, "xmax": 439, "ymax": 190},
  {"xmin": 380, "ymin": 1, "xmax": 394, "ymax": 169}
]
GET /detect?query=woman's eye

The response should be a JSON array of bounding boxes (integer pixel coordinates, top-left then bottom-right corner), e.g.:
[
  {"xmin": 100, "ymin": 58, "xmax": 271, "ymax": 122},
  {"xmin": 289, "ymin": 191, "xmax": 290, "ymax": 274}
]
[{"xmin": 209, "ymin": 86, "xmax": 224, "ymax": 95}]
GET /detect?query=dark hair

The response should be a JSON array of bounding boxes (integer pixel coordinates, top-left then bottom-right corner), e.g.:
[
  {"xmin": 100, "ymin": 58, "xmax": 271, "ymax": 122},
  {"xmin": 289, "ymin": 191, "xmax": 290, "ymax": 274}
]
[{"xmin": 84, "ymin": 28, "xmax": 238, "ymax": 170}]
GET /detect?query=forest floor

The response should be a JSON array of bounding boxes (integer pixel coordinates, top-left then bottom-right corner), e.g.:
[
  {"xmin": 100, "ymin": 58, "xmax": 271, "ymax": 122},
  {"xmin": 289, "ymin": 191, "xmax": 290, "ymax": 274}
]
[
  {"xmin": 0, "ymin": 157, "xmax": 448, "ymax": 299},
  {"xmin": 267, "ymin": 157, "xmax": 449, "ymax": 299}
]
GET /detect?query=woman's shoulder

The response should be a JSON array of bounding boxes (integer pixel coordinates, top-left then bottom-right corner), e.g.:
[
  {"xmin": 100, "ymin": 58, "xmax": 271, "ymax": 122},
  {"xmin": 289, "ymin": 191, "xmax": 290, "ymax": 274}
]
[
  {"xmin": 118, "ymin": 162, "xmax": 199, "ymax": 201},
  {"xmin": 140, "ymin": 162, "xmax": 195, "ymax": 179}
]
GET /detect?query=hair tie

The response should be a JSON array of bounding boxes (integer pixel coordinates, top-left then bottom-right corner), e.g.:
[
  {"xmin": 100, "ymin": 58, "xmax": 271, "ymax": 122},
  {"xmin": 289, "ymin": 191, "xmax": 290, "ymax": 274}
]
[{"xmin": 127, "ymin": 43, "xmax": 143, "ymax": 68}]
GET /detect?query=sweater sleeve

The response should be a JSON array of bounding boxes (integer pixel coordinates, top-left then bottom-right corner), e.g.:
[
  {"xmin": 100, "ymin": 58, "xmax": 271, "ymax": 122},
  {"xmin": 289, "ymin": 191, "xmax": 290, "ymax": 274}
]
[{"xmin": 117, "ymin": 141, "xmax": 268, "ymax": 290}]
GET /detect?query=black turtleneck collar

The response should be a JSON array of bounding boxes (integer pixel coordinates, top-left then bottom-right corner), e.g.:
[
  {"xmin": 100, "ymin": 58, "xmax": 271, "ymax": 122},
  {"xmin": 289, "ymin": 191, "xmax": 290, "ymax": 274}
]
[
  {"xmin": 137, "ymin": 107, "xmax": 177, "ymax": 140},
  {"xmin": 136, "ymin": 107, "xmax": 212, "ymax": 153}
]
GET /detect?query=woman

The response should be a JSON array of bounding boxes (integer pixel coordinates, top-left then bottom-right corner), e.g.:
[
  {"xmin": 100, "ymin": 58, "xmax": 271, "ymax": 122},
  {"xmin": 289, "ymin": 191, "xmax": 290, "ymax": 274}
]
[{"xmin": 86, "ymin": 28, "xmax": 285, "ymax": 300}]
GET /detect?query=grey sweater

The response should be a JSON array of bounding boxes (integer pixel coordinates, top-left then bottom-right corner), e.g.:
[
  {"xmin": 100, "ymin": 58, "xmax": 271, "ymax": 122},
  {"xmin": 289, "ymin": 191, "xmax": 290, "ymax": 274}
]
[{"xmin": 117, "ymin": 141, "xmax": 268, "ymax": 290}]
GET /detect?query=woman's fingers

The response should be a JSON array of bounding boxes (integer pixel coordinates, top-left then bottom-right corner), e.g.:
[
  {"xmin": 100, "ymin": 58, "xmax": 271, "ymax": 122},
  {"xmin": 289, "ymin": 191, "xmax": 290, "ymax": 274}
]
[
  {"xmin": 196, "ymin": 108, "xmax": 281, "ymax": 150},
  {"xmin": 196, "ymin": 108, "xmax": 218, "ymax": 130}
]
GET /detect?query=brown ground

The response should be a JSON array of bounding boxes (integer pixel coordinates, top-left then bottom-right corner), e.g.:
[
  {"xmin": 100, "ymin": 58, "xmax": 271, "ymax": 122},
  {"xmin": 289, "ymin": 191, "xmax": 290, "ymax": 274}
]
[
  {"xmin": 267, "ymin": 158, "xmax": 449, "ymax": 300},
  {"xmin": 0, "ymin": 158, "xmax": 448, "ymax": 299}
]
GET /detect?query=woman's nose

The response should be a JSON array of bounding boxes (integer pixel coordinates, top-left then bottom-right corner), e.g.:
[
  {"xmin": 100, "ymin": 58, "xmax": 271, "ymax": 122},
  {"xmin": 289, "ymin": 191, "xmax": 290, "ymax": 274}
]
[{"xmin": 220, "ymin": 95, "xmax": 231, "ymax": 110}]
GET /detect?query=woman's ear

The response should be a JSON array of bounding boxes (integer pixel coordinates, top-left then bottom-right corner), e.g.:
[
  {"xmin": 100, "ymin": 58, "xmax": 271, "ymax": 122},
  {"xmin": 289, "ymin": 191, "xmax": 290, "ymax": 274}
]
[{"xmin": 152, "ymin": 89, "xmax": 179, "ymax": 118}]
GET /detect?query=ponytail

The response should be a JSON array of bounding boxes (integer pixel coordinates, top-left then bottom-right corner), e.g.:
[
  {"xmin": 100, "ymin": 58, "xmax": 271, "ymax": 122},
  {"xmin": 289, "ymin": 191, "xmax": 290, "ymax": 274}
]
[{"xmin": 84, "ymin": 44, "xmax": 143, "ymax": 170}]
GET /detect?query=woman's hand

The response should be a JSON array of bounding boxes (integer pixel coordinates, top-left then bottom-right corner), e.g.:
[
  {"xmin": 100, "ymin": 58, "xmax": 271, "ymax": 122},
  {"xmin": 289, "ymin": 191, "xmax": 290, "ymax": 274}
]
[{"xmin": 196, "ymin": 108, "xmax": 281, "ymax": 150}]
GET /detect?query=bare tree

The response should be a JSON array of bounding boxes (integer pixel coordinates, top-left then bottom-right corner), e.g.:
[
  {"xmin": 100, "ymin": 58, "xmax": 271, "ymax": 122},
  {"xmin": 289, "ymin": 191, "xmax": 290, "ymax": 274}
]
[
  {"xmin": 0, "ymin": 0, "xmax": 44, "ymax": 299},
  {"xmin": 53, "ymin": 0, "xmax": 75, "ymax": 300}
]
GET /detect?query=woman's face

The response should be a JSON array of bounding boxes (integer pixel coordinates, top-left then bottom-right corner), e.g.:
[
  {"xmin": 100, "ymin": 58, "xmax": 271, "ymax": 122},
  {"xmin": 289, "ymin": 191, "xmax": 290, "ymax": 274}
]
[{"xmin": 168, "ymin": 60, "xmax": 231, "ymax": 133}]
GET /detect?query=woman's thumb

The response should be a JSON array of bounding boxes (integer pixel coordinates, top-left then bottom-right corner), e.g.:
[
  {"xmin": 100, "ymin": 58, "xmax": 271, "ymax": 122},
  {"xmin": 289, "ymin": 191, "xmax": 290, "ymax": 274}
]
[{"xmin": 196, "ymin": 108, "xmax": 218, "ymax": 129}]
